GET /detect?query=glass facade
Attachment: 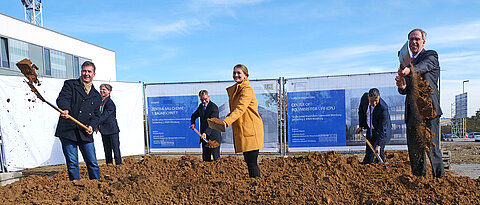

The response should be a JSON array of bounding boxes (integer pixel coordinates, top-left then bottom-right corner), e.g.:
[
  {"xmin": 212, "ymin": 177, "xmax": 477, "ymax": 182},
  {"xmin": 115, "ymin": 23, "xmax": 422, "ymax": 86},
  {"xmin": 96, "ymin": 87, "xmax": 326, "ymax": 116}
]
[
  {"xmin": 44, "ymin": 48, "xmax": 51, "ymax": 75},
  {"xmin": 0, "ymin": 37, "xmax": 9, "ymax": 68},
  {"xmin": 8, "ymin": 39, "xmax": 29, "ymax": 68},
  {"xmin": 73, "ymin": 56, "xmax": 80, "ymax": 78},
  {"xmin": 0, "ymin": 36, "xmax": 90, "ymax": 79},
  {"xmin": 50, "ymin": 50, "xmax": 67, "ymax": 78}
]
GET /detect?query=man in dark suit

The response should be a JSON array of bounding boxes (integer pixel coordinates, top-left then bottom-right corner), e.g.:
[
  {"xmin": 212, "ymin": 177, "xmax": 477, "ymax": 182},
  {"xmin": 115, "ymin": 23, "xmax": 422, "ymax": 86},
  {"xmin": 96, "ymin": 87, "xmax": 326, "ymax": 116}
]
[
  {"xmin": 356, "ymin": 88, "xmax": 392, "ymax": 164},
  {"xmin": 395, "ymin": 28, "xmax": 444, "ymax": 178},
  {"xmin": 55, "ymin": 61, "xmax": 101, "ymax": 180},
  {"xmin": 189, "ymin": 90, "xmax": 221, "ymax": 161}
]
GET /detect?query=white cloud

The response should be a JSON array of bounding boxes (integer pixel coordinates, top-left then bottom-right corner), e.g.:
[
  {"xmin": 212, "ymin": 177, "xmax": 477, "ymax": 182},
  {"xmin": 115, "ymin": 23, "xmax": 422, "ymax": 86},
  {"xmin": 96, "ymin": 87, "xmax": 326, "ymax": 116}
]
[
  {"xmin": 428, "ymin": 20, "xmax": 480, "ymax": 47},
  {"xmin": 251, "ymin": 43, "xmax": 400, "ymax": 79},
  {"xmin": 190, "ymin": 0, "xmax": 265, "ymax": 7}
]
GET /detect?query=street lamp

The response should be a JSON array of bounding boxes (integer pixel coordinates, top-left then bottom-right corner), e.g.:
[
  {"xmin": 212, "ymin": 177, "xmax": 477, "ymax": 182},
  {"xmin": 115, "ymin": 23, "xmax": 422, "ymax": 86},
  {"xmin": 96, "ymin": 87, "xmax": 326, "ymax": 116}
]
[{"xmin": 463, "ymin": 80, "xmax": 469, "ymax": 94}]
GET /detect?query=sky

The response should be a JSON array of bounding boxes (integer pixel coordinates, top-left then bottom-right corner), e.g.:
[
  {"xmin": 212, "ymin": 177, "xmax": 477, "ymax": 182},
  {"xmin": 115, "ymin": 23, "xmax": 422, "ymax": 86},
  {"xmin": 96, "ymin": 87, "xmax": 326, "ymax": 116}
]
[{"xmin": 1, "ymin": 0, "xmax": 480, "ymax": 118}]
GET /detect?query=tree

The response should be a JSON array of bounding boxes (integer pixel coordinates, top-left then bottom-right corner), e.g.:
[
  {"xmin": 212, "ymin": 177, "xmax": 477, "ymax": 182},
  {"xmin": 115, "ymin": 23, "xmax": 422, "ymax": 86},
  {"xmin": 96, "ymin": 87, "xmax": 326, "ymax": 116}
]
[
  {"xmin": 467, "ymin": 109, "xmax": 480, "ymax": 132},
  {"xmin": 441, "ymin": 124, "xmax": 451, "ymax": 134}
]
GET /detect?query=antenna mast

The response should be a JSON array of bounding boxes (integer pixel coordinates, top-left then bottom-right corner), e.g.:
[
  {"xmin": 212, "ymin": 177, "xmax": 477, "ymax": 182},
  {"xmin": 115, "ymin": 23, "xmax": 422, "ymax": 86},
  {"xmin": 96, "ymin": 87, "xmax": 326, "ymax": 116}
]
[{"xmin": 21, "ymin": 0, "xmax": 43, "ymax": 27}]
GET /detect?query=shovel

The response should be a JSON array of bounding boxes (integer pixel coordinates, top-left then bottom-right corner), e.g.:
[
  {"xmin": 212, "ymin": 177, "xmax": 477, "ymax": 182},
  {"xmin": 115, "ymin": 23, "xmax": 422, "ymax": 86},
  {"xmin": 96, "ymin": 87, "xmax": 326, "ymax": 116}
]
[
  {"xmin": 359, "ymin": 132, "xmax": 384, "ymax": 163},
  {"xmin": 207, "ymin": 118, "xmax": 225, "ymax": 132},
  {"xmin": 16, "ymin": 59, "xmax": 89, "ymax": 131},
  {"xmin": 191, "ymin": 127, "xmax": 220, "ymax": 148},
  {"xmin": 193, "ymin": 127, "xmax": 209, "ymax": 143},
  {"xmin": 398, "ymin": 41, "xmax": 412, "ymax": 69}
]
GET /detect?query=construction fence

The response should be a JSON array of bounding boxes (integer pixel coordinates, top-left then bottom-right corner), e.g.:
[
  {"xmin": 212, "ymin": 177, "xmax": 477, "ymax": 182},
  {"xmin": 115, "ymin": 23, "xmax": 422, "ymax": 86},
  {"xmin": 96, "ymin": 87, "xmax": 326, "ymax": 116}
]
[{"xmin": 144, "ymin": 72, "xmax": 408, "ymax": 156}]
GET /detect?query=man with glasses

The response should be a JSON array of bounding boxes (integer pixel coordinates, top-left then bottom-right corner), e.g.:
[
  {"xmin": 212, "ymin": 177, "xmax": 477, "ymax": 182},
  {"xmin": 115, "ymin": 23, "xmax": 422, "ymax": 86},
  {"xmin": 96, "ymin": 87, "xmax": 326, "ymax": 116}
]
[
  {"xmin": 395, "ymin": 29, "xmax": 444, "ymax": 178},
  {"xmin": 189, "ymin": 90, "xmax": 222, "ymax": 161}
]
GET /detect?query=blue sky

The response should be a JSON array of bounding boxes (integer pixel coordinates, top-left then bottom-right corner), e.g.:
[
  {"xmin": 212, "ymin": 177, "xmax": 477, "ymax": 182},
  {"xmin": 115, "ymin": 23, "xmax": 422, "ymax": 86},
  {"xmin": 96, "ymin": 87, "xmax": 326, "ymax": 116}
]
[{"xmin": 1, "ymin": 0, "xmax": 480, "ymax": 118}]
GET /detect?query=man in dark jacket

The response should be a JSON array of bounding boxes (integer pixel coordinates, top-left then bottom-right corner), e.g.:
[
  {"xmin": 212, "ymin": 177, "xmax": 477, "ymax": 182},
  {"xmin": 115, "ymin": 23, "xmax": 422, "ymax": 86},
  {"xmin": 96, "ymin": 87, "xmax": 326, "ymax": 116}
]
[
  {"xmin": 55, "ymin": 61, "xmax": 101, "ymax": 180},
  {"xmin": 356, "ymin": 88, "xmax": 392, "ymax": 163},
  {"xmin": 395, "ymin": 28, "xmax": 444, "ymax": 178},
  {"xmin": 189, "ymin": 90, "xmax": 222, "ymax": 161}
]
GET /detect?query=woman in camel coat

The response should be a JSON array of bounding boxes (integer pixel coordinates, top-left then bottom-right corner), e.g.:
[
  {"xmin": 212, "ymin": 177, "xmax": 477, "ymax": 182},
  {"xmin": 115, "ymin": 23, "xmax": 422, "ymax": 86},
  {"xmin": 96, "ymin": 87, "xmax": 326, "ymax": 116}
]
[{"xmin": 223, "ymin": 64, "xmax": 264, "ymax": 177}]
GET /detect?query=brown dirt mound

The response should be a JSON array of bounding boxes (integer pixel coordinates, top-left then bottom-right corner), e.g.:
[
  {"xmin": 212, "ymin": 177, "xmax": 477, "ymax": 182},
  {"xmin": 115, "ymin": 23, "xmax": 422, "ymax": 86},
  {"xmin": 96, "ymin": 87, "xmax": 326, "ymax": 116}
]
[{"xmin": 1, "ymin": 152, "xmax": 479, "ymax": 204}]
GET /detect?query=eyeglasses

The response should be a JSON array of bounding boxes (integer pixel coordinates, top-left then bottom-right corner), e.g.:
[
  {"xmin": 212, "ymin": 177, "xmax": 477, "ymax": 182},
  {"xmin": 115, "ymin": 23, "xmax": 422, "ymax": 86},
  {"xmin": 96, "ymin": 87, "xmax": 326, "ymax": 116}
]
[{"xmin": 409, "ymin": 37, "xmax": 423, "ymax": 42}]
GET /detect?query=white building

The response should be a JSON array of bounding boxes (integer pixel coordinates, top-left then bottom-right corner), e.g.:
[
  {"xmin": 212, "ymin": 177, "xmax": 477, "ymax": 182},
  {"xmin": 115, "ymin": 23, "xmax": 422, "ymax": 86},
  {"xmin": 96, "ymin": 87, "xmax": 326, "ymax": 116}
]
[
  {"xmin": 0, "ymin": 13, "xmax": 145, "ymax": 173},
  {"xmin": 0, "ymin": 12, "xmax": 116, "ymax": 81}
]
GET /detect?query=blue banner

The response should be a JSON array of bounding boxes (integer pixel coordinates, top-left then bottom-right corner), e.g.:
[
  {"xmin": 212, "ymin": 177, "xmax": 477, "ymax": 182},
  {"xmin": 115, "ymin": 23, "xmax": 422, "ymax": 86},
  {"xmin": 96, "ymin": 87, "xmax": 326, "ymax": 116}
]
[
  {"xmin": 287, "ymin": 90, "xmax": 346, "ymax": 147},
  {"xmin": 147, "ymin": 96, "xmax": 199, "ymax": 148}
]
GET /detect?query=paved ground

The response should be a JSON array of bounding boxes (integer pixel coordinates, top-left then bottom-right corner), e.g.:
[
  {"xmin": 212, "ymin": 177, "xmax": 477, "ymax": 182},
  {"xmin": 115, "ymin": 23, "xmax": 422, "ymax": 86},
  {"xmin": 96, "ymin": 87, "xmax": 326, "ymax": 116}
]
[
  {"xmin": 450, "ymin": 164, "xmax": 480, "ymax": 179},
  {"xmin": 441, "ymin": 138, "xmax": 480, "ymax": 179}
]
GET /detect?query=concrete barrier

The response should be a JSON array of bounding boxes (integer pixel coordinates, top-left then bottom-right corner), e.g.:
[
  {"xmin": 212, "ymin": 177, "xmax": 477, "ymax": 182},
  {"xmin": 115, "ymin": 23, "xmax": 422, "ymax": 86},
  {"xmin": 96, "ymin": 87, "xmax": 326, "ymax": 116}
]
[{"xmin": 0, "ymin": 172, "xmax": 23, "ymax": 186}]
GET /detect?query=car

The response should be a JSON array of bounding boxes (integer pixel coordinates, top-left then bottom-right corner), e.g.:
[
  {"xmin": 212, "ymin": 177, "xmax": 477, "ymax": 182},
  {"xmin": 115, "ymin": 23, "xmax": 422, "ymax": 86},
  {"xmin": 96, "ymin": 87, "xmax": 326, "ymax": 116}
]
[
  {"xmin": 442, "ymin": 134, "xmax": 457, "ymax": 141},
  {"xmin": 470, "ymin": 132, "xmax": 480, "ymax": 142},
  {"xmin": 468, "ymin": 132, "xmax": 480, "ymax": 139}
]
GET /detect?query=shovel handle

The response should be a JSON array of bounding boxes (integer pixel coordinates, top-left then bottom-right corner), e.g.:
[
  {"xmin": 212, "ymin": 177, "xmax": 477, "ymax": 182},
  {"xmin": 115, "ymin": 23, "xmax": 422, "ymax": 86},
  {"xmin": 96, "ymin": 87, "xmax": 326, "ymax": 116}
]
[
  {"xmin": 24, "ymin": 80, "xmax": 90, "ymax": 131},
  {"xmin": 193, "ymin": 127, "xmax": 202, "ymax": 136},
  {"xmin": 44, "ymin": 100, "xmax": 89, "ymax": 130},
  {"xmin": 192, "ymin": 128, "xmax": 208, "ymax": 143},
  {"xmin": 359, "ymin": 132, "xmax": 384, "ymax": 163}
]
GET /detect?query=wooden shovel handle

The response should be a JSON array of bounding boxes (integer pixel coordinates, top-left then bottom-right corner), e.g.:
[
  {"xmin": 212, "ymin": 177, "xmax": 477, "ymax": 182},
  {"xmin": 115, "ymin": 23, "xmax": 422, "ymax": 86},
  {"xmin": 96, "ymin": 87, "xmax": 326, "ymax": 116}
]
[
  {"xmin": 193, "ymin": 128, "xmax": 208, "ymax": 143},
  {"xmin": 359, "ymin": 132, "xmax": 384, "ymax": 163},
  {"xmin": 44, "ymin": 100, "xmax": 89, "ymax": 130},
  {"xmin": 62, "ymin": 110, "xmax": 90, "ymax": 130},
  {"xmin": 193, "ymin": 128, "xmax": 202, "ymax": 136}
]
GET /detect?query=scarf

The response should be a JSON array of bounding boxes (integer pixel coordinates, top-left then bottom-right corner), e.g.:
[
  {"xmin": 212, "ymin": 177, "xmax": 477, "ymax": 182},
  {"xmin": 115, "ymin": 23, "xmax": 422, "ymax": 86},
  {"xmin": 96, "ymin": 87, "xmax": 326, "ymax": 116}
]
[{"xmin": 82, "ymin": 81, "xmax": 92, "ymax": 94}]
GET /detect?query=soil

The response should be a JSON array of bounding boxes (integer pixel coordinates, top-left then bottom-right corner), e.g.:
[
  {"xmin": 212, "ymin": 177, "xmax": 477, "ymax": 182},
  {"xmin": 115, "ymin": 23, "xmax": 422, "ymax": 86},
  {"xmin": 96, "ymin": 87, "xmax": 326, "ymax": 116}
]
[
  {"xmin": 2, "ymin": 148, "xmax": 480, "ymax": 204},
  {"xmin": 408, "ymin": 68, "xmax": 436, "ymax": 153},
  {"xmin": 208, "ymin": 117, "xmax": 225, "ymax": 132},
  {"xmin": 442, "ymin": 141, "xmax": 480, "ymax": 164},
  {"xmin": 16, "ymin": 59, "xmax": 40, "ymax": 86},
  {"xmin": 206, "ymin": 140, "xmax": 220, "ymax": 148}
]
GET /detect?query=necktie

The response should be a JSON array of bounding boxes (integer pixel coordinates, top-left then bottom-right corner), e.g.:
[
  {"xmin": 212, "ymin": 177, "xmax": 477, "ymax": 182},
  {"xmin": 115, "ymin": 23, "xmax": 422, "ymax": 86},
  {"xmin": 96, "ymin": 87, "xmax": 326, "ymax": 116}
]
[
  {"xmin": 411, "ymin": 57, "xmax": 415, "ymax": 65},
  {"xmin": 369, "ymin": 105, "xmax": 373, "ymax": 136}
]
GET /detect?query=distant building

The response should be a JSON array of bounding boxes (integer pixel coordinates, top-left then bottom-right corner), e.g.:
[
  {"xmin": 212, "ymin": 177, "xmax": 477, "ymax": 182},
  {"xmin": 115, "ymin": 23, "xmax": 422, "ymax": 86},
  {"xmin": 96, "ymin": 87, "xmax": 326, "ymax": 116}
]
[
  {"xmin": 440, "ymin": 118, "xmax": 451, "ymax": 126},
  {"xmin": 0, "ymin": 12, "xmax": 116, "ymax": 81}
]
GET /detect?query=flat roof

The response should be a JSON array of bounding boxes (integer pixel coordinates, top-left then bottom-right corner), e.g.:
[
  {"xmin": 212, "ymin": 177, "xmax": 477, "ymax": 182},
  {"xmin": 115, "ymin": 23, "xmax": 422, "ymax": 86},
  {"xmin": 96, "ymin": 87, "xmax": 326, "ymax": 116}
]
[{"xmin": 0, "ymin": 12, "xmax": 114, "ymax": 52}]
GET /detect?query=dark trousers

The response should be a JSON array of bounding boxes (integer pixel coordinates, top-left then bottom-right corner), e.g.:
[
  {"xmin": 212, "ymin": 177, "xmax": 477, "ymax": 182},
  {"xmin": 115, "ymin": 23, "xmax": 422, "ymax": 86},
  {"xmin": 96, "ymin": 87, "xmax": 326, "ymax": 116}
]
[
  {"xmin": 243, "ymin": 150, "xmax": 260, "ymax": 178},
  {"xmin": 101, "ymin": 133, "xmax": 122, "ymax": 165},
  {"xmin": 407, "ymin": 117, "xmax": 444, "ymax": 177},
  {"xmin": 362, "ymin": 136, "xmax": 385, "ymax": 164},
  {"xmin": 202, "ymin": 145, "xmax": 220, "ymax": 162}
]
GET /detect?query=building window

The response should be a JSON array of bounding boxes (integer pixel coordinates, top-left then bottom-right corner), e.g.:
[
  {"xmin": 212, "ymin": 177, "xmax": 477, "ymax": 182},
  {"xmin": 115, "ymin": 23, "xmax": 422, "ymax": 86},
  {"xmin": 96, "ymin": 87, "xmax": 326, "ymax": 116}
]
[
  {"xmin": 65, "ymin": 53, "xmax": 73, "ymax": 78},
  {"xmin": 50, "ymin": 50, "xmax": 67, "ymax": 78},
  {"xmin": 8, "ymin": 39, "xmax": 29, "ymax": 69},
  {"xmin": 2, "ymin": 38, "xmax": 91, "ymax": 79},
  {"xmin": 79, "ymin": 57, "xmax": 91, "ymax": 66},
  {"xmin": 73, "ymin": 56, "xmax": 80, "ymax": 78},
  {"xmin": 28, "ymin": 43, "xmax": 43, "ymax": 76},
  {"xmin": 44, "ymin": 48, "xmax": 51, "ymax": 76},
  {"xmin": 1, "ymin": 37, "xmax": 9, "ymax": 68}
]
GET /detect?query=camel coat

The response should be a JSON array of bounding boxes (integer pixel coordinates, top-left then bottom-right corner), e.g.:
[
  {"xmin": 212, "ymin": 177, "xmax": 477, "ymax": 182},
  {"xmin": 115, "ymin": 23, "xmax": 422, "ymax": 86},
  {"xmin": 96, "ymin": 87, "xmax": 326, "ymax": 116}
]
[{"xmin": 223, "ymin": 79, "xmax": 264, "ymax": 153}]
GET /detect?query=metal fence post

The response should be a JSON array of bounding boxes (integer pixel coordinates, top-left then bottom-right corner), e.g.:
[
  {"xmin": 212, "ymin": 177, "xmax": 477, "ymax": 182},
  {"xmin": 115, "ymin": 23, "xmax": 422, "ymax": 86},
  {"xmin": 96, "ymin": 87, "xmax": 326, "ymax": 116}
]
[{"xmin": 278, "ymin": 77, "xmax": 287, "ymax": 157}]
